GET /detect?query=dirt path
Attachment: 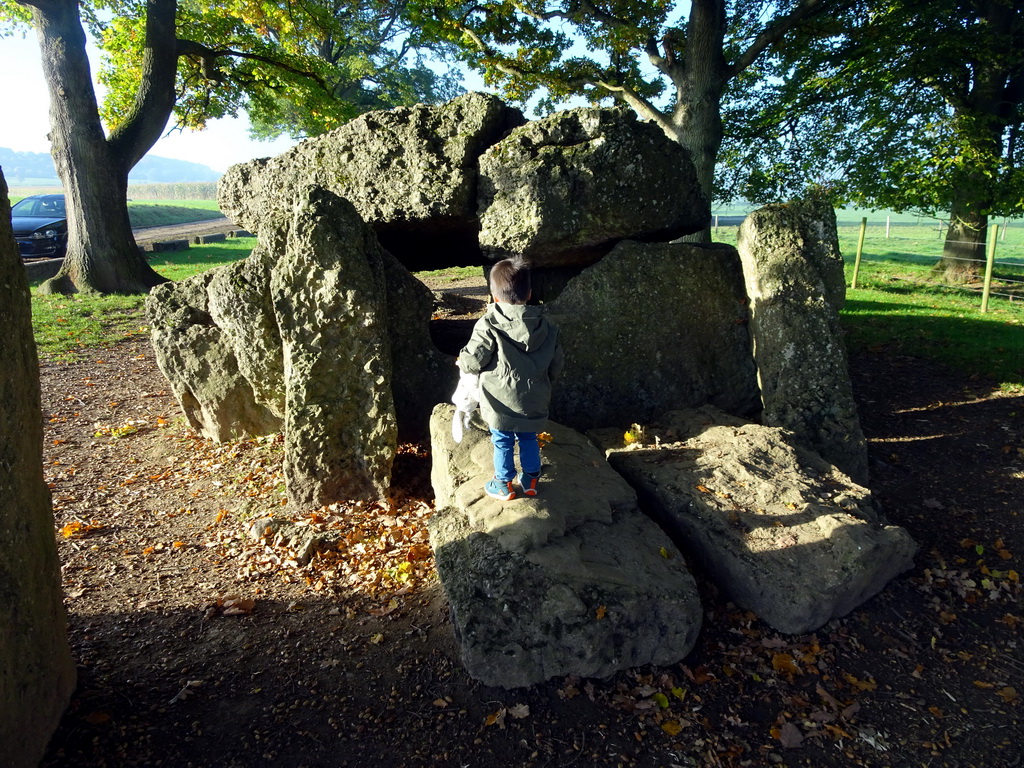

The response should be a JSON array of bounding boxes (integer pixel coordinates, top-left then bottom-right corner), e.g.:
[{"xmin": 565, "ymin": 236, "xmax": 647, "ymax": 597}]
[{"xmin": 132, "ymin": 217, "xmax": 239, "ymax": 245}]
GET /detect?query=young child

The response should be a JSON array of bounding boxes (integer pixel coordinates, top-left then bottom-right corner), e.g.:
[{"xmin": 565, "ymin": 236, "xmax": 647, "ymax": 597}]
[{"xmin": 457, "ymin": 257, "xmax": 563, "ymax": 500}]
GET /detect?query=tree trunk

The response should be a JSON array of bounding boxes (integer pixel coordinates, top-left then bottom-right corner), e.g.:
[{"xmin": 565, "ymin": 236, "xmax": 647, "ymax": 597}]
[
  {"xmin": 28, "ymin": 0, "xmax": 175, "ymax": 295},
  {"xmin": 669, "ymin": 0, "xmax": 728, "ymax": 244},
  {"xmin": 937, "ymin": 201, "xmax": 987, "ymax": 283}
]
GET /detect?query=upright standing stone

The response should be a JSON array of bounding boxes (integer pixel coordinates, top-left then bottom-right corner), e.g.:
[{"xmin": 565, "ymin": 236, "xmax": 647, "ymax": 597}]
[
  {"xmin": 147, "ymin": 268, "xmax": 284, "ymax": 442},
  {"xmin": 273, "ymin": 187, "xmax": 397, "ymax": 505},
  {"xmin": 737, "ymin": 199, "xmax": 869, "ymax": 484},
  {"xmin": 0, "ymin": 170, "xmax": 76, "ymax": 767},
  {"xmin": 547, "ymin": 241, "xmax": 761, "ymax": 430}
]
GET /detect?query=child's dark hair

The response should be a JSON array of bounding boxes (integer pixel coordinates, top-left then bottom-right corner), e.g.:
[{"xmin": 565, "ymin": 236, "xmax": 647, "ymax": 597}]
[{"xmin": 489, "ymin": 258, "xmax": 531, "ymax": 304}]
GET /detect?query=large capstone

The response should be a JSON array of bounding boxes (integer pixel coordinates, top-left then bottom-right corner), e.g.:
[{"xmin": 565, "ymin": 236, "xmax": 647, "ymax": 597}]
[
  {"xmin": 546, "ymin": 241, "xmax": 761, "ymax": 431},
  {"xmin": 477, "ymin": 107, "xmax": 709, "ymax": 268},
  {"xmin": 596, "ymin": 406, "xmax": 917, "ymax": 634},
  {"xmin": 428, "ymin": 405, "xmax": 702, "ymax": 688},
  {"xmin": 737, "ymin": 199, "xmax": 869, "ymax": 484},
  {"xmin": 218, "ymin": 92, "xmax": 526, "ymax": 271},
  {"xmin": 0, "ymin": 170, "xmax": 76, "ymax": 767}
]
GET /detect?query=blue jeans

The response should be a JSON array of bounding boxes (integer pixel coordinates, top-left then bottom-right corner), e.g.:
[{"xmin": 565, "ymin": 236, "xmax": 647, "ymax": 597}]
[{"xmin": 490, "ymin": 429, "xmax": 541, "ymax": 482}]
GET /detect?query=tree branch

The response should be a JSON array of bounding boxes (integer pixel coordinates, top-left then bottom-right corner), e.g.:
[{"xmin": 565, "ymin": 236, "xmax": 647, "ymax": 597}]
[
  {"xmin": 728, "ymin": 0, "xmax": 846, "ymax": 79},
  {"xmin": 175, "ymin": 38, "xmax": 332, "ymax": 92},
  {"xmin": 107, "ymin": 0, "xmax": 180, "ymax": 170},
  {"xmin": 595, "ymin": 79, "xmax": 678, "ymax": 140}
]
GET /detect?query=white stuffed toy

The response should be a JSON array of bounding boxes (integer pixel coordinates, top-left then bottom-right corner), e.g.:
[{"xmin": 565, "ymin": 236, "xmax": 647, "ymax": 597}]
[{"xmin": 450, "ymin": 369, "xmax": 481, "ymax": 443}]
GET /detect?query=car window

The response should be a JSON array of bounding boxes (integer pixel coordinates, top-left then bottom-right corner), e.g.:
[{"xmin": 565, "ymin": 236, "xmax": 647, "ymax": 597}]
[
  {"xmin": 11, "ymin": 197, "xmax": 65, "ymax": 217},
  {"xmin": 12, "ymin": 198, "xmax": 40, "ymax": 216},
  {"xmin": 40, "ymin": 199, "xmax": 64, "ymax": 216}
]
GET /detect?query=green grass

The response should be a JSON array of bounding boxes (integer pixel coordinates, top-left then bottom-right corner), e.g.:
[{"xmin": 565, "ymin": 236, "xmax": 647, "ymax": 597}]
[
  {"xmin": 31, "ymin": 238, "xmax": 254, "ymax": 361},
  {"xmin": 147, "ymin": 238, "xmax": 256, "ymax": 281},
  {"xmin": 31, "ymin": 292, "xmax": 150, "ymax": 362},
  {"xmin": 127, "ymin": 199, "xmax": 225, "ymax": 228},
  {"xmin": 413, "ymin": 265, "xmax": 482, "ymax": 282},
  {"xmin": 714, "ymin": 221, "xmax": 1024, "ymax": 391}
]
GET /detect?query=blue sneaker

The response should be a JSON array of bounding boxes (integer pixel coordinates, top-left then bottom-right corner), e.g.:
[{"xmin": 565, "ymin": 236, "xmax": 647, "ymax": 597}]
[
  {"xmin": 485, "ymin": 477, "xmax": 515, "ymax": 501},
  {"xmin": 518, "ymin": 472, "xmax": 540, "ymax": 497}
]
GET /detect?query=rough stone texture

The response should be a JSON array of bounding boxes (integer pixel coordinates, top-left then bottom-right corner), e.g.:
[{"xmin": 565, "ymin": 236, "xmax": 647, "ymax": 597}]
[
  {"xmin": 597, "ymin": 406, "xmax": 917, "ymax": 634},
  {"xmin": 272, "ymin": 187, "xmax": 397, "ymax": 505},
  {"xmin": 428, "ymin": 404, "xmax": 702, "ymax": 688},
  {"xmin": 24, "ymin": 257, "xmax": 63, "ymax": 283},
  {"xmin": 218, "ymin": 92, "xmax": 526, "ymax": 271},
  {"xmin": 378, "ymin": 249, "xmax": 458, "ymax": 440},
  {"xmin": 206, "ymin": 245, "xmax": 287, "ymax": 419},
  {"xmin": 737, "ymin": 200, "xmax": 869, "ymax": 484},
  {"xmin": 478, "ymin": 107, "xmax": 709, "ymax": 268},
  {"xmin": 147, "ymin": 271, "xmax": 284, "ymax": 442},
  {"xmin": 546, "ymin": 241, "xmax": 761, "ymax": 431},
  {"xmin": 0, "ymin": 170, "xmax": 76, "ymax": 767}
]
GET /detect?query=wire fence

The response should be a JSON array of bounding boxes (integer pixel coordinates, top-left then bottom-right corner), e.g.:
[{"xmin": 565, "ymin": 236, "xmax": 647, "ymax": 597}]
[{"xmin": 846, "ymin": 217, "xmax": 1024, "ymax": 312}]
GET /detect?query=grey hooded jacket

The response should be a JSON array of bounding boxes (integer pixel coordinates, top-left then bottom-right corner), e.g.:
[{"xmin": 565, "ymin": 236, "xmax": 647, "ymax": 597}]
[{"xmin": 457, "ymin": 302, "xmax": 563, "ymax": 433}]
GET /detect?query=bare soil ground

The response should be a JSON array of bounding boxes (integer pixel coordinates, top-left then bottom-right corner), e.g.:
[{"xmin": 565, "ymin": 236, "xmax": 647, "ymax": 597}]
[{"xmin": 37, "ymin": 278, "xmax": 1022, "ymax": 767}]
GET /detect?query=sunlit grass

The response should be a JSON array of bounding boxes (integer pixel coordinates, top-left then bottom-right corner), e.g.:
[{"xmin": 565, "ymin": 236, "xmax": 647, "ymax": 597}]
[
  {"xmin": 714, "ymin": 220, "xmax": 1024, "ymax": 392},
  {"xmin": 149, "ymin": 238, "xmax": 256, "ymax": 281},
  {"xmin": 31, "ymin": 292, "xmax": 149, "ymax": 362},
  {"xmin": 413, "ymin": 265, "xmax": 482, "ymax": 282}
]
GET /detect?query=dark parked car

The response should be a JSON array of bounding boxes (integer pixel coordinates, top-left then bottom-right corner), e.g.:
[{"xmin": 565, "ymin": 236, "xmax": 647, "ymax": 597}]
[{"xmin": 10, "ymin": 193, "xmax": 68, "ymax": 259}]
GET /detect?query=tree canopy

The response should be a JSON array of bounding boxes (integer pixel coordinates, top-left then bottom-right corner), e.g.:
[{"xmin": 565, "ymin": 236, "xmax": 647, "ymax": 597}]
[
  {"xmin": 720, "ymin": 0, "xmax": 1024, "ymax": 275},
  {"xmin": 0, "ymin": 0, "xmax": 461, "ymax": 293},
  {"xmin": 412, "ymin": 0, "xmax": 841, "ymax": 223}
]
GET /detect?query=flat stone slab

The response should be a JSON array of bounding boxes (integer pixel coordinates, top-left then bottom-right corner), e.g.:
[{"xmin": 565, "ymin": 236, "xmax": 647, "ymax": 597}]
[
  {"xmin": 429, "ymin": 404, "xmax": 702, "ymax": 688},
  {"xmin": 596, "ymin": 406, "xmax": 917, "ymax": 634},
  {"xmin": 23, "ymin": 257, "xmax": 63, "ymax": 282},
  {"xmin": 145, "ymin": 239, "xmax": 190, "ymax": 252},
  {"xmin": 192, "ymin": 233, "xmax": 227, "ymax": 244}
]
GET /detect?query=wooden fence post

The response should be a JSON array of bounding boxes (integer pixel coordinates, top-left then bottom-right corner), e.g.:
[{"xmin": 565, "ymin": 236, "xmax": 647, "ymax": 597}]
[
  {"xmin": 981, "ymin": 223, "xmax": 998, "ymax": 313},
  {"xmin": 851, "ymin": 217, "xmax": 867, "ymax": 289}
]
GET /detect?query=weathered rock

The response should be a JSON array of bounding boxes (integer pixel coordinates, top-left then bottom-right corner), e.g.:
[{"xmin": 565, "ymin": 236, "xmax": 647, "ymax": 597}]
[
  {"xmin": 218, "ymin": 92, "xmax": 525, "ymax": 271},
  {"xmin": 597, "ymin": 406, "xmax": 917, "ymax": 634},
  {"xmin": 0, "ymin": 170, "xmax": 76, "ymax": 768},
  {"xmin": 206, "ymin": 245, "xmax": 286, "ymax": 419},
  {"xmin": 429, "ymin": 404, "xmax": 702, "ymax": 688},
  {"xmin": 737, "ymin": 200, "xmax": 869, "ymax": 484},
  {"xmin": 273, "ymin": 187, "xmax": 397, "ymax": 505},
  {"xmin": 477, "ymin": 107, "xmax": 709, "ymax": 268},
  {"xmin": 546, "ymin": 241, "xmax": 761, "ymax": 430},
  {"xmin": 147, "ymin": 271, "xmax": 283, "ymax": 441},
  {"xmin": 378, "ymin": 249, "xmax": 458, "ymax": 440}
]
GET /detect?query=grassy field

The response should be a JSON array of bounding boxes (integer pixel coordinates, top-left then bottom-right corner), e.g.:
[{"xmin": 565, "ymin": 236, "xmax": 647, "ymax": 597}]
[
  {"xmin": 30, "ymin": 239, "xmax": 255, "ymax": 361},
  {"xmin": 8, "ymin": 194, "xmax": 225, "ymax": 228},
  {"xmin": 21, "ymin": 200, "xmax": 1024, "ymax": 391},
  {"xmin": 712, "ymin": 220, "xmax": 1024, "ymax": 391}
]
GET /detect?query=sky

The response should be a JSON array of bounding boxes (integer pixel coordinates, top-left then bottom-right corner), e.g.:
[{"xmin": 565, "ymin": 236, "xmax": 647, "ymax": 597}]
[{"xmin": 0, "ymin": 33, "xmax": 301, "ymax": 174}]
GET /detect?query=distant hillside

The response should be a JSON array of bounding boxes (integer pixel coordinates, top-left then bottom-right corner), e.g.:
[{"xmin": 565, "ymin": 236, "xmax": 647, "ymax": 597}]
[{"xmin": 0, "ymin": 147, "xmax": 220, "ymax": 183}]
